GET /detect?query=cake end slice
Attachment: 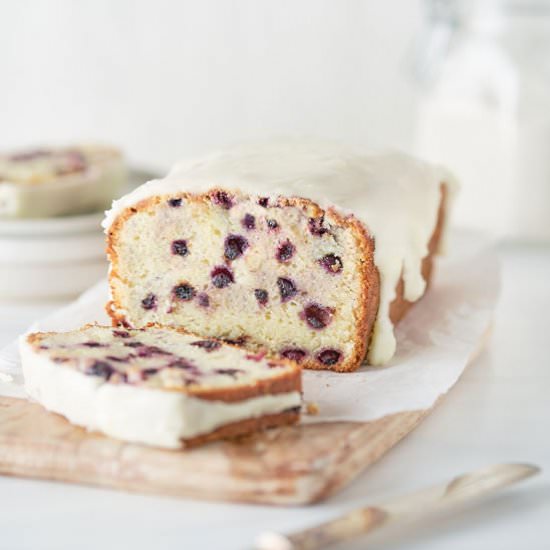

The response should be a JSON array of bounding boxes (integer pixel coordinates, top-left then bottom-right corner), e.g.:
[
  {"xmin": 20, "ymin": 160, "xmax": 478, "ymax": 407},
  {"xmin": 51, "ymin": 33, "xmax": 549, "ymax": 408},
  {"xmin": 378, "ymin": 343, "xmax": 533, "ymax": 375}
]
[{"xmin": 20, "ymin": 324, "xmax": 301, "ymax": 449}]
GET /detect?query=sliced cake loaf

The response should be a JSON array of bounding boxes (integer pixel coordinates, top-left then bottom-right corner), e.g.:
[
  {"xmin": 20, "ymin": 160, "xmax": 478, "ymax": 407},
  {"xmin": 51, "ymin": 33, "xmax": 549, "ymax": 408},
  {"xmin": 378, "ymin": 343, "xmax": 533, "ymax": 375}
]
[
  {"xmin": 104, "ymin": 142, "xmax": 455, "ymax": 370},
  {"xmin": 20, "ymin": 325, "xmax": 301, "ymax": 448}
]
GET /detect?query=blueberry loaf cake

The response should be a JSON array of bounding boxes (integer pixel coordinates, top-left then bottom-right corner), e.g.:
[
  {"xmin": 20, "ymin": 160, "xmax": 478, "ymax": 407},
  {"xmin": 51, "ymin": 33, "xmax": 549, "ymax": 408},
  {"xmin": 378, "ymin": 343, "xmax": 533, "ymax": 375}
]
[
  {"xmin": 0, "ymin": 144, "xmax": 126, "ymax": 218},
  {"xmin": 20, "ymin": 325, "xmax": 301, "ymax": 448},
  {"xmin": 104, "ymin": 142, "xmax": 455, "ymax": 370}
]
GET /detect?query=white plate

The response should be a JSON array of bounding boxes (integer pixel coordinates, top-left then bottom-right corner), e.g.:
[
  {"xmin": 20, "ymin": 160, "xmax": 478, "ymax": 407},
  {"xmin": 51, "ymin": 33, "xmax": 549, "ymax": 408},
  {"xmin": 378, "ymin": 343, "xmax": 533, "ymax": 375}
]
[
  {"xmin": 0, "ymin": 231, "xmax": 106, "ymax": 264},
  {"xmin": 0, "ymin": 211, "xmax": 105, "ymax": 237},
  {"xmin": 0, "ymin": 259, "xmax": 107, "ymax": 299}
]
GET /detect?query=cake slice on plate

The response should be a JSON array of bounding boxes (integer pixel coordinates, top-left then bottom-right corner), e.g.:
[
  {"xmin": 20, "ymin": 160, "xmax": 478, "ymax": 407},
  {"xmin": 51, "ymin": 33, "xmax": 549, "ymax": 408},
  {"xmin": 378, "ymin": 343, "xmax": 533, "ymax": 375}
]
[
  {"xmin": 0, "ymin": 144, "xmax": 126, "ymax": 218},
  {"xmin": 20, "ymin": 325, "xmax": 301, "ymax": 448},
  {"xmin": 104, "ymin": 141, "xmax": 455, "ymax": 370}
]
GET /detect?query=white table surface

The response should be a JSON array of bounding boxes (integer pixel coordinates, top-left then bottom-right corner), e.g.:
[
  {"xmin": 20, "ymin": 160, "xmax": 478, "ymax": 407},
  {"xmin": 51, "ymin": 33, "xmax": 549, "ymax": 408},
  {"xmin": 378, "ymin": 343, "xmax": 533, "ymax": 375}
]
[{"xmin": 0, "ymin": 242, "xmax": 549, "ymax": 550}]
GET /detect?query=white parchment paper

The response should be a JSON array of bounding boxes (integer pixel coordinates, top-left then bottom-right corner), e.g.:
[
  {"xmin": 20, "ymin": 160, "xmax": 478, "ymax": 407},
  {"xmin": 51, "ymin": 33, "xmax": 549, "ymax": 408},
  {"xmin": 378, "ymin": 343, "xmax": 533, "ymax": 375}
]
[{"xmin": 0, "ymin": 230, "xmax": 499, "ymax": 422}]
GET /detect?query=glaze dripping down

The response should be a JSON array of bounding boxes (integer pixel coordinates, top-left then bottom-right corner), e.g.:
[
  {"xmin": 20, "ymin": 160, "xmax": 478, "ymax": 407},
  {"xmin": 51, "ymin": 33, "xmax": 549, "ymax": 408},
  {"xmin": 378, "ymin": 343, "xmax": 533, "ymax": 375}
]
[{"xmin": 103, "ymin": 141, "xmax": 457, "ymax": 365}]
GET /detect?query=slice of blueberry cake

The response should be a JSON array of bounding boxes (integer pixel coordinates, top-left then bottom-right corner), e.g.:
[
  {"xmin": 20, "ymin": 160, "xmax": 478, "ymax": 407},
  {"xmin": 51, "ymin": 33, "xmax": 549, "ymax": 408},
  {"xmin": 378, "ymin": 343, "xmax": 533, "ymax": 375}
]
[
  {"xmin": 0, "ymin": 144, "xmax": 126, "ymax": 218},
  {"xmin": 104, "ymin": 142, "xmax": 454, "ymax": 370},
  {"xmin": 20, "ymin": 325, "xmax": 301, "ymax": 448}
]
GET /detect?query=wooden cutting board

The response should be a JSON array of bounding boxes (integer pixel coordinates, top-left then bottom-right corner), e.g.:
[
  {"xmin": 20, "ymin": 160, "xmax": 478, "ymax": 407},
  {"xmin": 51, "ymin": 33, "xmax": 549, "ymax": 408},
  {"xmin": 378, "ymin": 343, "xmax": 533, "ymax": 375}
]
[{"xmin": 0, "ymin": 396, "xmax": 430, "ymax": 505}]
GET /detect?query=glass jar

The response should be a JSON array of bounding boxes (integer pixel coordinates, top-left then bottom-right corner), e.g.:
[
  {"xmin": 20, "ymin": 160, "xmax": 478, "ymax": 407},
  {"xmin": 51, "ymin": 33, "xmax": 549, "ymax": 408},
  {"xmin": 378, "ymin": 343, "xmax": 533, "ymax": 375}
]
[{"xmin": 414, "ymin": 0, "xmax": 550, "ymax": 241}]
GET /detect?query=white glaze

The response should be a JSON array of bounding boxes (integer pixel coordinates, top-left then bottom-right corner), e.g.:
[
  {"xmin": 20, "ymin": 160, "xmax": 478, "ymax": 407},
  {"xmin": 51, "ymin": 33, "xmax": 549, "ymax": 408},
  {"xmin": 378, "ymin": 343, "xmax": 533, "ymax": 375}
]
[
  {"xmin": 20, "ymin": 337, "xmax": 300, "ymax": 449},
  {"xmin": 103, "ymin": 141, "xmax": 457, "ymax": 365}
]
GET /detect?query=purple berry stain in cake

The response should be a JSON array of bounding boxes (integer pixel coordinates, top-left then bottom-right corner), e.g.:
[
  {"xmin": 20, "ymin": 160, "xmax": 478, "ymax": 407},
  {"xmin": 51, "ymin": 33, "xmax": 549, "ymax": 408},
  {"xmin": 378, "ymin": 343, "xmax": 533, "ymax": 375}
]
[
  {"xmin": 224, "ymin": 235, "xmax": 249, "ymax": 261},
  {"xmin": 141, "ymin": 293, "xmax": 157, "ymax": 310},
  {"xmin": 277, "ymin": 277, "xmax": 298, "ymax": 302},
  {"xmin": 141, "ymin": 367, "xmax": 160, "ymax": 379},
  {"xmin": 191, "ymin": 339, "xmax": 221, "ymax": 352},
  {"xmin": 281, "ymin": 348, "xmax": 308, "ymax": 363},
  {"xmin": 9, "ymin": 149, "xmax": 52, "ymax": 162},
  {"xmin": 317, "ymin": 348, "xmax": 342, "ymax": 366},
  {"xmin": 212, "ymin": 190, "xmax": 233, "ymax": 209},
  {"xmin": 319, "ymin": 253, "xmax": 343, "ymax": 274},
  {"xmin": 301, "ymin": 303, "xmax": 334, "ymax": 329},
  {"xmin": 168, "ymin": 197, "xmax": 182, "ymax": 207},
  {"xmin": 136, "ymin": 345, "xmax": 171, "ymax": 358},
  {"xmin": 56, "ymin": 150, "xmax": 86, "ymax": 175},
  {"xmin": 82, "ymin": 341, "xmax": 107, "ymax": 348},
  {"xmin": 276, "ymin": 240, "xmax": 295, "ymax": 263},
  {"xmin": 173, "ymin": 283, "xmax": 196, "ymax": 301},
  {"xmin": 105, "ymin": 355, "xmax": 128, "ymax": 363},
  {"xmin": 197, "ymin": 293, "xmax": 210, "ymax": 307},
  {"xmin": 266, "ymin": 218, "xmax": 279, "ymax": 231},
  {"xmin": 113, "ymin": 330, "xmax": 130, "ymax": 338},
  {"xmin": 258, "ymin": 197, "xmax": 269, "ymax": 208},
  {"xmin": 215, "ymin": 368, "xmax": 243, "ymax": 378},
  {"xmin": 254, "ymin": 288, "xmax": 269, "ymax": 306},
  {"xmin": 124, "ymin": 341, "xmax": 143, "ymax": 348},
  {"xmin": 168, "ymin": 359, "xmax": 202, "ymax": 380},
  {"xmin": 169, "ymin": 358, "xmax": 197, "ymax": 371},
  {"xmin": 211, "ymin": 266, "xmax": 234, "ymax": 288},
  {"xmin": 245, "ymin": 350, "xmax": 267, "ymax": 362},
  {"xmin": 171, "ymin": 239, "xmax": 189, "ymax": 257},
  {"xmin": 308, "ymin": 216, "xmax": 328, "ymax": 236},
  {"xmin": 242, "ymin": 214, "xmax": 256, "ymax": 230},
  {"xmin": 85, "ymin": 360, "xmax": 115, "ymax": 380}
]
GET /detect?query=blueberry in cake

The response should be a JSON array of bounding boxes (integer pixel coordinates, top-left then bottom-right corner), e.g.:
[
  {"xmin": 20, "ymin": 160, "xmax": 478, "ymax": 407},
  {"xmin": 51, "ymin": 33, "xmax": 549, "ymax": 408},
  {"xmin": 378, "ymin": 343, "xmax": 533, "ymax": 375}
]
[
  {"xmin": 104, "ymin": 141, "xmax": 456, "ymax": 371},
  {"xmin": 0, "ymin": 144, "xmax": 126, "ymax": 218},
  {"xmin": 20, "ymin": 325, "xmax": 301, "ymax": 448}
]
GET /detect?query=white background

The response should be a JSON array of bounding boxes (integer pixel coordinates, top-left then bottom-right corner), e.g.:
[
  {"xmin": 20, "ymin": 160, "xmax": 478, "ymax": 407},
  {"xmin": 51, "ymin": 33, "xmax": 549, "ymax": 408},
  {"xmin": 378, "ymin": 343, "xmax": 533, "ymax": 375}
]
[{"xmin": 0, "ymin": 0, "xmax": 420, "ymax": 171}]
